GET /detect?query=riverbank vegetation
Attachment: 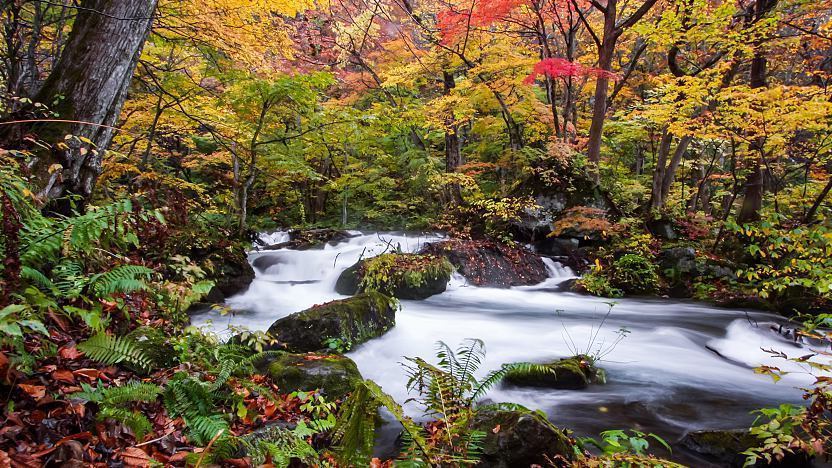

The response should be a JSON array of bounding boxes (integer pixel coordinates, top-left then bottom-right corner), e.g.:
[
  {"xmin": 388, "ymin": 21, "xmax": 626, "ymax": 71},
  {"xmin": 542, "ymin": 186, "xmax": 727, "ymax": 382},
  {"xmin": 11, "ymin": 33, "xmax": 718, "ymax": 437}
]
[{"xmin": 1, "ymin": 0, "xmax": 832, "ymax": 466}]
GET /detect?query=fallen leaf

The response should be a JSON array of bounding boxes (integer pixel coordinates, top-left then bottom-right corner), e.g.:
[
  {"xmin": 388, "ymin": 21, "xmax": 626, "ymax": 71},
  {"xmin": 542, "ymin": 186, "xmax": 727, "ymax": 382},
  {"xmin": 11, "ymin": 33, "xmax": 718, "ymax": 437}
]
[
  {"xmin": 18, "ymin": 383, "xmax": 46, "ymax": 399},
  {"xmin": 73, "ymin": 368, "xmax": 101, "ymax": 381},
  {"xmin": 168, "ymin": 451, "xmax": 190, "ymax": 463},
  {"xmin": 492, "ymin": 424, "xmax": 501, "ymax": 434},
  {"xmin": 120, "ymin": 447, "xmax": 151, "ymax": 467},
  {"xmin": 52, "ymin": 369, "xmax": 75, "ymax": 384},
  {"xmin": 59, "ymin": 345, "xmax": 82, "ymax": 360}
]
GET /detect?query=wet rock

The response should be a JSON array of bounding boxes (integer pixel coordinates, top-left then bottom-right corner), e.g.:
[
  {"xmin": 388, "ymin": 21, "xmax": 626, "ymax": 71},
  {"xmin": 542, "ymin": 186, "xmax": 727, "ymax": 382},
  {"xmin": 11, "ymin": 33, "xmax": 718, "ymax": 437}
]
[
  {"xmin": 266, "ymin": 292, "xmax": 397, "ymax": 353},
  {"xmin": 251, "ymin": 254, "xmax": 284, "ymax": 272},
  {"xmin": 502, "ymin": 355, "xmax": 606, "ymax": 390},
  {"xmin": 658, "ymin": 247, "xmax": 698, "ymax": 275},
  {"xmin": 680, "ymin": 429, "xmax": 811, "ymax": 467},
  {"xmin": 215, "ymin": 249, "xmax": 255, "ymax": 297},
  {"xmin": 257, "ymin": 352, "xmax": 362, "ymax": 400},
  {"xmin": 647, "ymin": 218, "xmax": 678, "ymax": 240},
  {"xmin": 334, "ymin": 261, "xmax": 362, "ymax": 295},
  {"xmin": 334, "ymin": 254, "xmax": 452, "ymax": 299},
  {"xmin": 534, "ymin": 237, "xmax": 580, "ymax": 257},
  {"xmin": 471, "ymin": 408, "xmax": 575, "ymax": 467},
  {"xmin": 263, "ymin": 228, "xmax": 356, "ymax": 251},
  {"xmin": 420, "ymin": 239, "xmax": 547, "ymax": 288}
]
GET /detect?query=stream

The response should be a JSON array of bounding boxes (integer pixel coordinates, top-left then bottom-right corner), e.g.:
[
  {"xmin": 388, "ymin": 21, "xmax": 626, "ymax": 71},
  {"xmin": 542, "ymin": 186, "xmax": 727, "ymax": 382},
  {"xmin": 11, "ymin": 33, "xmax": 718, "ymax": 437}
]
[{"xmin": 192, "ymin": 231, "xmax": 818, "ymax": 464}]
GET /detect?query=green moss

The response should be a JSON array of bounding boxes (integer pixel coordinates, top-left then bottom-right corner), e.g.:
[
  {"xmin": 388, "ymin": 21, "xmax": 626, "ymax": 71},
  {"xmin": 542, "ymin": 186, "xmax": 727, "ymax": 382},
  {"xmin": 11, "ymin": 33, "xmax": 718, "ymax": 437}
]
[
  {"xmin": 267, "ymin": 292, "xmax": 398, "ymax": 353},
  {"xmin": 503, "ymin": 355, "xmax": 605, "ymax": 389},
  {"xmin": 360, "ymin": 253, "xmax": 453, "ymax": 295},
  {"xmin": 264, "ymin": 352, "xmax": 363, "ymax": 400}
]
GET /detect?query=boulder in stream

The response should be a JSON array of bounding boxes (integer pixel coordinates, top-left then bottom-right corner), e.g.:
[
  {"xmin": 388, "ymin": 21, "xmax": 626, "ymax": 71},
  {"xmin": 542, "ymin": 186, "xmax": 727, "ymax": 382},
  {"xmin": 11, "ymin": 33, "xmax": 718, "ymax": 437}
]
[
  {"xmin": 680, "ymin": 429, "xmax": 811, "ymax": 467},
  {"xmin": 262, "ymin": 228, "xmax": 356, "ymax": 250},
  {"xmin": 257, "ymin": 352, "xmax": 363, "ymax": 401},
  {"xmin": 502, "ymin": 355, "xmax": 606, "ymax": 390},
  {"xmin": 266, "ymin": 292, "xmax": 397, "ymax": 353},
  {"xmin": 335, "ymin": 253, "xmax": 453, "ymax": 299},
  {"xmin": 472, "ymin": 408, "xmax": 575, "ymax": 467},
  {"xmin": 420, "ymin": 239, "xmax": 547, "ymax": 288}
]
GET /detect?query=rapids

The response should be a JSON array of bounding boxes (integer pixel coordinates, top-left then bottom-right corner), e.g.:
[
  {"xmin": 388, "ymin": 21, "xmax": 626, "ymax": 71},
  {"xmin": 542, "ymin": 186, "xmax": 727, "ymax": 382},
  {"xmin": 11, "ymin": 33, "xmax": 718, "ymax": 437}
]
[{"xmin": 192, "ymin": 231, "xmax": 818, "ymax": 462}]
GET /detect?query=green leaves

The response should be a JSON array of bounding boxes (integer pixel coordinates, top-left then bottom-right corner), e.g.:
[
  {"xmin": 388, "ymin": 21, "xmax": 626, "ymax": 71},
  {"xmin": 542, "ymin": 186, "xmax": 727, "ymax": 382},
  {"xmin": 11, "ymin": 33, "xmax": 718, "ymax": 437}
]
[
  {"xmin": 78, "ymin": 333, "xmax": 154, "ymax": 373},
  {"xmin": 0, "ymin": 304, "xmax": 47, "ymax": 339}
]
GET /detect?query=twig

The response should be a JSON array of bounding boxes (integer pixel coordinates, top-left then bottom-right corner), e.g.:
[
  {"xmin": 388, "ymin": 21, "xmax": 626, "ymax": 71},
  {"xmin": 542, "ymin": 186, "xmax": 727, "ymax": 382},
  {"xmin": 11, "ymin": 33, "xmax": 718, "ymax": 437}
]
[{"xmin": 194, "ymin": 429, "xmax": 224, "ymax": 468}]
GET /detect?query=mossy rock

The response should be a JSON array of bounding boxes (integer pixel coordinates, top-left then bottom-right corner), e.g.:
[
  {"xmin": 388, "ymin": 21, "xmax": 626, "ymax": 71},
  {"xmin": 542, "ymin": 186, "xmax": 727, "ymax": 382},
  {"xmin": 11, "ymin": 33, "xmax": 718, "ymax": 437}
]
[
  {"xmin": 420, "ymin": 239, "xmax": 547, "ymax": 288},
  {"xmin": 502, "ymin": 355, "xmax": 605, "ymax": 390},
  {"xmin": 334, "ymin": 261, "xmax": 362, "ymax": 295},
  {"xmin": 680, "ymin": 429, "xmax": 811, "ymax": 467},
  {"xmin": 266, "ymin": 292, "xmax": 397, "ymax": 353},
  {"xmin": 335, "ymin": 253, "xmax": 453, "ymax": 299},
  {"xmin": 471, "ymin": 408, "xmax": 575, "ymax": 467},
  {"xmin": 257, "ymin": 352, "xmax": 363, "ymax": 401}
]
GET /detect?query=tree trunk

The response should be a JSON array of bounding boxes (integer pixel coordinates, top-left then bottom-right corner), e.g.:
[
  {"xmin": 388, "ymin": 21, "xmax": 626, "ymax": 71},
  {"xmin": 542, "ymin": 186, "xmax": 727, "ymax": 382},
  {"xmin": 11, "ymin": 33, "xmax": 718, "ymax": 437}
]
[
  {"xmin": 660, "ymin": 135, "xmax": 693, "ymax": 202},
  {"xmin": 649, "ymin": 131, "xmax": 673, "ymax": 212},
  {"xmin": 443, "ymin": 71, "xmax": 463, "ymax": 204},
  {"xmin": 21, "ymin": 0, "xmax": 158, "ymax": 207},
  {"xmin": 586, "ymin": 33, "xmax": 616, "ymax": 184},
  {"xmin": 737, "ymin": 163, "xmax": 763, "ymax": 223}
]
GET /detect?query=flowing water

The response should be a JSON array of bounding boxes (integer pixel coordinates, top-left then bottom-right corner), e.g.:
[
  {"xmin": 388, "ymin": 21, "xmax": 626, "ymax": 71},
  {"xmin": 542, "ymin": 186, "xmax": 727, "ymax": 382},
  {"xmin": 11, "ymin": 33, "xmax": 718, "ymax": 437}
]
[{"xmin": 192, "ymin": 231, "xmax": 819, "ymax": 463}]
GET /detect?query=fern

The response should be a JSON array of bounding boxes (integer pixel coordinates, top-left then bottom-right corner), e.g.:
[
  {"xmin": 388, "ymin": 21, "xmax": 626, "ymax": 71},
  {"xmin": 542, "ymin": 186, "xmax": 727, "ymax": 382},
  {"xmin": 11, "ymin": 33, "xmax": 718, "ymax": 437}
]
[
  {"xmin": 98, "ymin": 407, "xmax": 153, "ymax": 441},
  {"xmin": 332, "ymin": 380, "xmax": 428, "ymax": 466},
  {"xmin": 77, "ymin": 333, "xmax": 153, "ymax": 372},
  {"xmin": 187, "ymin": 414, "xmax": 230, "ymax": 446},
  {"xmin": 239, "ymin": 424, "xmax": 318, "ymax": 467},
  {"xmin": 74, "ymin": 381, "xmax": 161, "ymax": 404},
  {"xmin": 90, "ymin": 265, "xmax": 153, "ymax": 296}
]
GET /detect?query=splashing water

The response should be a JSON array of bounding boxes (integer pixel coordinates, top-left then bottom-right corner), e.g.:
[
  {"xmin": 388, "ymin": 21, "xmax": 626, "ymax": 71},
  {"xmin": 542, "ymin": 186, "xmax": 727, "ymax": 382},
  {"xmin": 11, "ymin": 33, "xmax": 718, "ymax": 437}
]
[{"xmin": 192, "ymin": 231, "xmax": 820, "ymax": 453}]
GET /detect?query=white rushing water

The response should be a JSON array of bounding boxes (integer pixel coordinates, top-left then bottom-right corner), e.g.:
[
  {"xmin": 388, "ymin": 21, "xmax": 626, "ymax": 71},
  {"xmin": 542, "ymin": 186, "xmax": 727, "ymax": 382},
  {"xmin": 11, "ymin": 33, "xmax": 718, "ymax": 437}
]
[{"xmin": 192, "ymin": 231, "xmax": 821, "ymax": 449}]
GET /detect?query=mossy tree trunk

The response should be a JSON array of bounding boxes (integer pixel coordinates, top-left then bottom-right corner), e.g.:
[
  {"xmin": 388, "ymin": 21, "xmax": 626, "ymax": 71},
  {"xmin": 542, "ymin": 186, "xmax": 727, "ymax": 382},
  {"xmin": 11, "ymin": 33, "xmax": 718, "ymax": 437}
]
[{"xmin": 20, "ymin": 0, "xmax": 158, "ymax": 209}]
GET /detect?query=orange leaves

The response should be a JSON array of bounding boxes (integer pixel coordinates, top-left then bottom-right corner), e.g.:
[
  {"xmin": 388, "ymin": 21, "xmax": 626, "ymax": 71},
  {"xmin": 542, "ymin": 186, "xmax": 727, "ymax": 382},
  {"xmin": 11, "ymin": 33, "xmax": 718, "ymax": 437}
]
[
  {"xmin": 120, "ymin": 446, "xmax": 153, "ymax": 467},
  {"xmin": 17, "ymin": 384, "xmax": 46, "ymax": 399}
]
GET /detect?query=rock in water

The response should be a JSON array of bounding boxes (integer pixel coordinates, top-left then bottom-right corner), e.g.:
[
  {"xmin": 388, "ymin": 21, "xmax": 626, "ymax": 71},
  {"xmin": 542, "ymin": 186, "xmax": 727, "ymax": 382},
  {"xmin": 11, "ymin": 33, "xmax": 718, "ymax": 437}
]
[
  {"xmin": 502, "ymin": 355, "xmax": 606, "ymax": 390},
  {"xmin": 258, "ymin": 352, "xmax": 362, "ymax": 401},
  {"xmin": 679, "ymin": 429, "xmax": 811, "ymax": 467},
  {"xmin": 266, "ymin": 292, "xmax": 397, "ymax": 352},
  {"xmin": 334, "ymin": 254, "xmax": 452, "ymax": 299},
  {"xmin": 420, "ymin": 239, "xmax": 547, "ymax": 288},
  {"xmin": 472, "ymin": 409, "xmax": 575, "ymax": 467}
]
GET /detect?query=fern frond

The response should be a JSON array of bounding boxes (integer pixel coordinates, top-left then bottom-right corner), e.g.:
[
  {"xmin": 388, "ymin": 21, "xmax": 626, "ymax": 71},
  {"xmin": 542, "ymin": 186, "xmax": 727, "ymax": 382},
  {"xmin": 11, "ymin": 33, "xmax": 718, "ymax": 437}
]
[
  {"xmin": 72, "ymin": 381, "xmax": 161, "ymax": 405},
  {"xmin": 20, "ymin": 266, "xmax": 57, "ymax": 294},
  {"xmin": 77, "ymin": 333, "xmax": 153, "ymax": 372},
  {"xmin": 90, "ymin": 265, "xmax": 153, "ymax": 297},
  {"xmin": 469, "ymin": 362, "xmax": 553, "ymax": 404},
  {"xmin": 98, "ymin": 407, "xmax": 153, "ymax": 441},
  {"xmin": 187, "ymin": 414, "xmax": 230, "ymax": 446}
]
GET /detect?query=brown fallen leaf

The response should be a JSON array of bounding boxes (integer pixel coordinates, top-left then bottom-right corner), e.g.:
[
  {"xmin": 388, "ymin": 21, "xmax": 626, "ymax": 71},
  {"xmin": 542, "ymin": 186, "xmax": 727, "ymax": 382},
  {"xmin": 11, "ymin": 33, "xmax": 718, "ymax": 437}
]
[
  {"xmin": 18, "ymin": 383, "xmax": 46, "ymax": 399},
  {"xmin": 168, "ymin": 451, "xmax": 190, "ymax": 463},
  {"xmin": 120, "ymin": 447, "xmax": 151, "ymax": 467},
  {"xmin": 73, "ymin": 368, "xmax": 101, "ymax": 381},
  {"xmin": 492, "ymin": 424, "xmax": 501, "ymax": 434},
  {"xmin": 52, "ymin": 369, "xmax": 75, "ymax": 384},
  {"xmin": 59, "ymin": 345, "xmax": 82, "ymax": 360}
]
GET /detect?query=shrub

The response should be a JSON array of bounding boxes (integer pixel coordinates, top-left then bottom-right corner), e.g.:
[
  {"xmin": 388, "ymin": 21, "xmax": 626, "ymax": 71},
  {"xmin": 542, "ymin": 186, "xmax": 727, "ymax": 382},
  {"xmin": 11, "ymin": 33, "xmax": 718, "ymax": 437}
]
[
  {"xmin": 576, "ymin": 270, "xmax": 623, "ymax": 298},
  {"xmin": 360, "ymin": 253, "xmax": 453, "ymax": 295},
  {"xmin": 611, "ymin": 254, "xmax": 659, "ymax": 295}
]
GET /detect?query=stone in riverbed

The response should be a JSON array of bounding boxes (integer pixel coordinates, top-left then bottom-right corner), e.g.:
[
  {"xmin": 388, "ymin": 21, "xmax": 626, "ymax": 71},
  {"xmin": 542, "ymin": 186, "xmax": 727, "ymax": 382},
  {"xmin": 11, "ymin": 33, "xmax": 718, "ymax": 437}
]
[
  {"xmin": 256, "ymin": 352, "xmax": 362, "ymax": 401},
  {"xmin": 471, "ymin": 408, "xmax": 575, "ymax": 467},
  {"xmin": 266, "ymin": 292, "xmax": 397, "ymax": 353},
  {"xmin": 502, "ymin": 355, "xmax": 605, "ymax": 390},
  {"xmin": 680, "ymin": 429, "xmax": 811, "ymax": 467},
  {"xmin": 334, "ymin": 253, "xmax": 453, "ymax": 300},
  {"xmin": 420, "ymin": 239, "xmax": 547, "ymax": 288}
]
